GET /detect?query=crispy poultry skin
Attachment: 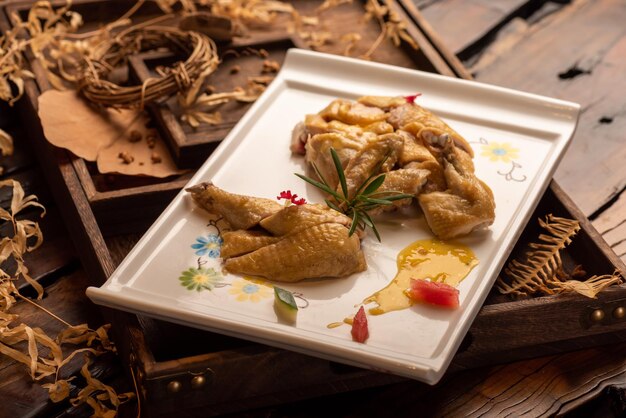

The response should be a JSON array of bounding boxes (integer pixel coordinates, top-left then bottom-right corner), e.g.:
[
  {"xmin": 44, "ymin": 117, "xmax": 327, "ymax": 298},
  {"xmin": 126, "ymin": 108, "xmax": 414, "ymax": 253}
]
[
  {"xmin": 220, "ymin": 230, "xmax": 280, "ymax": 259},
  {"xmin": 292, "ymin": 95, "xmax": 496, "ymax": 239},
  {"xmin": 187, "ymin": 184, "xmax": 366, "ymax": 282},
  {"xmin": 390, "ymin": 103, "xmax": 474, "ymax": 157},
  {"xmin": 304, "ymin": 132, "xmax": 366, "ymax": 190},
  {"xmin": 187, "ymin": 182, "xmax": 281, "ymax": 230},
  {"xmin": 341, "ymin": 133, "xmax": 403, "ymax": 199},
  {"xmin": 224, "ymin": 222, "xmax": 366, "ymax": 282},
  {"xmin": 418, "ymin": 140, "xmax": 495, "ymax": 239},
  {"xmin": 259, "ymin": 204, "xmax": 351, "ymax": 236}
]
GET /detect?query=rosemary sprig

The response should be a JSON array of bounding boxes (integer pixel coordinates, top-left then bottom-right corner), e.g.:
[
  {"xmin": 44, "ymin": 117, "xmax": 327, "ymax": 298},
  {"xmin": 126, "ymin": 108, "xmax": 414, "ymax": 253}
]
[{"xmin": 296, "ymin": 148, "xmax": 414, "ymax": 241}]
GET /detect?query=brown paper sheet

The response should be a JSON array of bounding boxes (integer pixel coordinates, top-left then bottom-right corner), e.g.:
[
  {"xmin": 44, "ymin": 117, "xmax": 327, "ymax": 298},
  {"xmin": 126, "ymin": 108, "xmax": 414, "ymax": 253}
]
[{"xmin": 38, "ymin": 90, "xmax": 184, "ymax": 178}]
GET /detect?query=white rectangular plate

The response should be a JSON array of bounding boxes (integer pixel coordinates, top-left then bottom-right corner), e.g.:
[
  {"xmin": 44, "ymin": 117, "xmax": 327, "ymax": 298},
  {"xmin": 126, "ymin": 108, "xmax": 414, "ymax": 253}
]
[{"xmin": 87, "ymin": 49, "xmax": 580, "ymax": 385}]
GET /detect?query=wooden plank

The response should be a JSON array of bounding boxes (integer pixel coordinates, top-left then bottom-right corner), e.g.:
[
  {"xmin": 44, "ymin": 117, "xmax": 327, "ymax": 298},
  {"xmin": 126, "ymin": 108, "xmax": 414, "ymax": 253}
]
[
  {"xmin": 216, "ymin": 342, "xmax": 626, "ymax": 417},
  {"xmin": 469, "ymin": 0, "xmax": 626, "ymax": 217},
  {"xmin": 433, "ymin": 345, "xmax": 626, "ymax": 417},
  {"xmin": 16, "ymin": 76, "xmax": 116, "ymax": 286},
  {"xmin": 593, "ymin": 191, "xmax": 626, "ymax": 263},
  {"xmin": 416, "ymin": 0, "xmax": 535, "ymax": 55}
]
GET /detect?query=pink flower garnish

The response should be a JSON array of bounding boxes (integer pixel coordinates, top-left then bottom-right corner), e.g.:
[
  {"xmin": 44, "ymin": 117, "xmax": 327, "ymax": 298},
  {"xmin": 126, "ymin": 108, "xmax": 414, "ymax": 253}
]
[
  {"xmin": 277, "ymin": 190, "xmax": 294, "ymax": 200},
  {"xmin": 277, "ymin": 190, "xmax": 307, "ymax": 206},
  {"xmin": 405, "ymin": 93, "xmax": 422, "ymax": 104}
]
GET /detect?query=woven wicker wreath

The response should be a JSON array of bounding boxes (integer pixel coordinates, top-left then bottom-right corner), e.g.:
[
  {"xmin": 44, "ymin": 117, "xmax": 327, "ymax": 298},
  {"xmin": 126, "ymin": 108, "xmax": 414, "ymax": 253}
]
[{"xmin": 78, "ymin": 25, "xmax": 218, "ymax": 108}]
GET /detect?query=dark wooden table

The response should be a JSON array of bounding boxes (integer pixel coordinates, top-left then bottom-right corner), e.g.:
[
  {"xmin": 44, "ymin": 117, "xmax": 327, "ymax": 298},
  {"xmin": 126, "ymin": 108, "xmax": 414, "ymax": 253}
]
[{"xmin": 1, "ymin": 0, "xmax": 625, "ymax": 417}]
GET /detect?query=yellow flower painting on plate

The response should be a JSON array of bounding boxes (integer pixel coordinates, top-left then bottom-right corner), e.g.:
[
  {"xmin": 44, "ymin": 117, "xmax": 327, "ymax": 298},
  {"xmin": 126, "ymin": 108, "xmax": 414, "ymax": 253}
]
[
  {"xmin": 229, "ymin": 277, "xmax": 273, "ymax": 302},
  {"xmin": 481, "ymin": 142, "xmax": 519, "ymax": 163}
]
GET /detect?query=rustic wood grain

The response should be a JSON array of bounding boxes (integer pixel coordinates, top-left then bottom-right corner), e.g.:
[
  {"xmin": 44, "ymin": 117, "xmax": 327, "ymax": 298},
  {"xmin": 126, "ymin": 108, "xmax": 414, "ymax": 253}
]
[
  {"xmin": 216, "ymin": 343, "xmax": 626, "ymax": 418},
  {"xmin": 0, "ymin": 100, "xmax": 125, "ymax": 418},
  {"xmin": 416, "ymin": 0, "xmax": 626, "ymax": 266},
  {"xmin": 129, "ymin": 39, "xmax": 297, "ymax": 168},
  {"xmin": 468, "ymin": 0, "xmax": 626, "ymax": 219},
  {"xmin": 594, "ymin": 191, "xmax": 626, "ymax": 262},
  {"xmin": 8, "ymin": 206, "xmax": 77, "ymax": 287},
  {"xmin": 416, "ymin": 0, "xmax": 537, "ymax": 55}
]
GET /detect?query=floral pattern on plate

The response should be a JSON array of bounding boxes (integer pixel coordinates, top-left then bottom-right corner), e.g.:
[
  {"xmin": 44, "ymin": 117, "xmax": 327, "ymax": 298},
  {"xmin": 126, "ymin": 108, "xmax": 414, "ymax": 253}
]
[
  {"xmin": 473, "ymin": 137, "xmax": 527, "ymax": 182},
  {"xmin": 229, "ymin": 277, "xmax": 273, "ymax": 302},
  {"xmin": 178, "ymin": 215, "xmax": 309, "ymax": 308}
]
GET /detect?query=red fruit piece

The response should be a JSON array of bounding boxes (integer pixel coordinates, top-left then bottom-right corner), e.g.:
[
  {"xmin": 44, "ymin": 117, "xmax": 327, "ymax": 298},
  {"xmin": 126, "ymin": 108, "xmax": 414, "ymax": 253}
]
[
  {"xmin": 407, "ymin": 279, "xmax": 459, "ymax": 309},
  {"xmin": 351, "ymin": 306, "xmax": 369, "ymax": 343}
]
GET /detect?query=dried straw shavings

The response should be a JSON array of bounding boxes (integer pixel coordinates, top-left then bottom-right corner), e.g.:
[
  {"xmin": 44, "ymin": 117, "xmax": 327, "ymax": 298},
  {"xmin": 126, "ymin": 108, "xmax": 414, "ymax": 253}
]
[
  {"xmin": 496, "ymin": 214, "xmax": 623, "ymax": 298},
  {"xmin": 0, "ymin": 129, "xmax": 14, "ymax": 157},
  {"xmin": 0, "ymin": 179, "xmax": 46, "ymax": 298},
  {"xmin": 38, "ymin": 90, "xmax": 184, "ymax": 177},
  {"xmin": 0, "ymin": 181, "xmax": 132, "ymax": 411},
  {"xmin": 0, "ymin": 129, "xmax": 14, "ymax": 174}
]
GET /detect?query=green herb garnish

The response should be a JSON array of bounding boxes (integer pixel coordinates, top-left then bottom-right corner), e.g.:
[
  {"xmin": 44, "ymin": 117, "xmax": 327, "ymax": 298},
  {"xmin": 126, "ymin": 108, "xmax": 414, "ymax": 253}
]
[{"xmin": 296, "ymin": 148, "xmax": 414, "ymax": 241}]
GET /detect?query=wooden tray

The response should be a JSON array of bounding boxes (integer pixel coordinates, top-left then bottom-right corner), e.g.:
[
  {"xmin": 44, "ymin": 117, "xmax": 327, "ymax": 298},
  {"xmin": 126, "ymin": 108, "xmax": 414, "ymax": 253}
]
[
  {"xmin": 5, "ymin": 0, "xmax": 626, "ymax": 416},
  {"xmin": 129, "ymin": 36, "xmax": 305, "ymax": 168},
  {"xmin": 5, "ymin": 0, "xmax": 444, "ymax": 235}
]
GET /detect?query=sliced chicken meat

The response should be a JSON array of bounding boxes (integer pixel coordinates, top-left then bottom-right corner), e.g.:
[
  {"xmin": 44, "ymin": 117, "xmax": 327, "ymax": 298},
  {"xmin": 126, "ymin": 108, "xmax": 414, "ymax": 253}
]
[
  {"xmin": 340, "ymin": 133, "xmax": 403, "ymax": 199},
  {"xmin": 187, "ymin": 182, "xmax": 281, "ymax": 230},
  {"xmin": 224, "ymin": 222, "xmax": 366, "ymax": 282},
  {"xmin": 188, "ymin": 184, "xmax": 366, "ymax": 282},
  {"xmin": 220, "ymin": 230, "xmax": 280, "ymax": 259},
  {"xmin": 291, "ymin": 95, "xmax": 496, "ymax": 240},
  {"xmin": 259, "ymin": 203, "xmax": 351, "ymax": 236},
  {"xmin": 418, "ymin": 139, "xmax": 495, "ymax": 239},
  {"xmin": 357, "ymin": 95, "xmax": 406, "ymax": 110},
  {"xmin": 320, "ymin": 99, "xmax": 388, "ymax": 126},
  {"xmin": 305, "ymin": 132, "xmax": 366, "ymax": 190},
  {"xmin": 391, "ymin": 103, "xmax": 474, "ymax": 157}
]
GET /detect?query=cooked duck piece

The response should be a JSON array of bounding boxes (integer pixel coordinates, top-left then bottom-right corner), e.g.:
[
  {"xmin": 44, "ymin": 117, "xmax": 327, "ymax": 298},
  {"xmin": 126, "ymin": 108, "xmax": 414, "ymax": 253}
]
[
  {"xmin": 187, "ymin": 182, "xmax": 281, "ymax": 230},
  {"xmin": 418, "ymin": 140, "xmax": 495, "ymax": 239},
  {"xmin": 320, "ymin": 99, "xmax": 388, "ymax": 126},
  {"xmin": 305, "ymin": 113, "xmax": 330, "ymax": 135},
  {"xmin": 224, "ymin": 223, "xmax": 366, "ymax": 282},
  {"xmin": 305, "ymin": 132, "xmax": 366, "ymax": 189},
  {"xmin": 259, "ymin": 203, "xmax": 351, "ymax": 236},
  {"xmin": 221, "ymin": 230, "xmax": 280, "ymax": 259},
  {"xmin": 390, "ymin": 103, "xmax": 474, "ymax": 157},
  {"xmin": 326, "ymin": 120, "xmax": 365, "ymax": 136},
  {"xmin": 395, "ymin": 130, "xmax": 446, "ymax": 192},
  {"xmin": 362, "ymin": 121, "xmax": 394, "ymax": 135},
  {"xmin": 368, "ymin": 166, "xmax": 430, "ymax": 214},
  {"xmin": 396, "ymin": 130, "xmax": 436, "ymax": 166},
  {"xmin": 357, "ymin": 95, "xmax": 406, "ymax": 110},
  {"xmin": 379, "ymin": 166, "xmax": 429, "ymax": 196},
  {"xmin": 341, "ymin": 133, "xmax": 403, "ymax": 199},
  {"xmin": 291, "ymin": 114, "xmax": 343, "ymax": 155},
  {"xmin": 188, "ymin": 183, "xmax": 367, "ymax": 282}
]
